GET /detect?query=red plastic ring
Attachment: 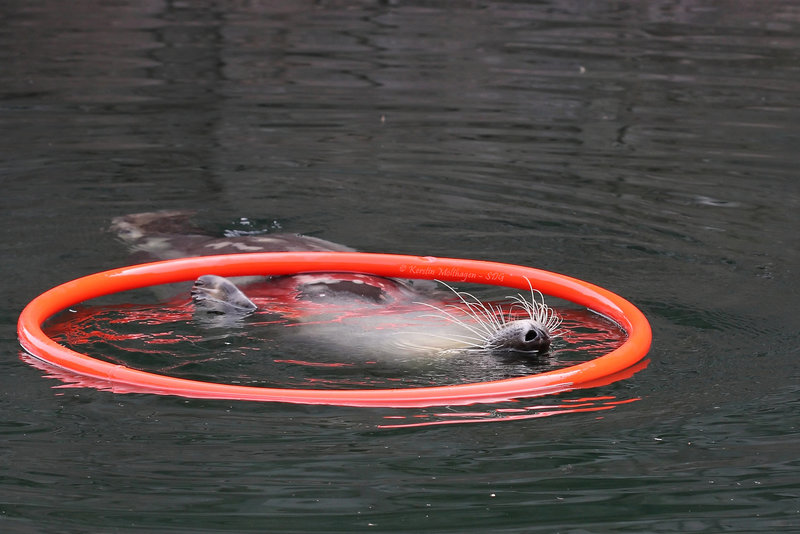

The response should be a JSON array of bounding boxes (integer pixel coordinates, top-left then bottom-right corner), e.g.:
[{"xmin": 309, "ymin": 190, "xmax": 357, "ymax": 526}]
[{"xmin": 17, "ymin": 252, "xmax": 651, "ymax": 407}]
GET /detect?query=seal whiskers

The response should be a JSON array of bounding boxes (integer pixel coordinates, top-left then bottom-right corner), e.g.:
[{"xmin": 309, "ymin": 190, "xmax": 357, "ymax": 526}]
[
  {"xmin": 503, "ymin": 281, "xmax": 563, "ymax": 339},
  {"xmin": 415, "ymin": 279, "xmax": 562, "ymax": 352}
]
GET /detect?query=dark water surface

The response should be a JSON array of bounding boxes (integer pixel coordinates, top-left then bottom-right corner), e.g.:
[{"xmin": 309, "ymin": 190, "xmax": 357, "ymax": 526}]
[{"xmin": 2, "ymin": 1, "xmax": 799, "ymax": 532}]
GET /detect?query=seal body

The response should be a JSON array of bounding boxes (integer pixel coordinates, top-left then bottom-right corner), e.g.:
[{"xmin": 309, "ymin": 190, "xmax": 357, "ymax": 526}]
[
  {"xmin": 112, "ymin": 210, "xmax": 432, "ymax": 315},
  {"xmin": 111, "ymin": 211, "xmax": 355, "ymax": 261},
  {"xmin": 112, "ymin": 211, "xmax": 557, "ymax": 353}
]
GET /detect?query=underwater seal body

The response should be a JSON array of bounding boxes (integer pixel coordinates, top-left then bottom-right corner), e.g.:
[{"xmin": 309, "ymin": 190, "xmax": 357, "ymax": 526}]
[
  {"xmin": 111, "ymin": 210, "xmax": 426, "ymax": 307},
  {"xmin": 111, "ymin": 211, "xmax": 558, "ymax": 353},
  {"xmin": 111, "ymin": 211, "xmax": 356, "ymax": 259}
]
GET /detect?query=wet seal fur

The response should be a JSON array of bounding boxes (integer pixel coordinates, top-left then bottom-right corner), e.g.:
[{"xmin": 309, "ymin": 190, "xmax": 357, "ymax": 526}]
[{"xmin": 112, "ymin": 211, "xmax": 560, "ymax": 353}]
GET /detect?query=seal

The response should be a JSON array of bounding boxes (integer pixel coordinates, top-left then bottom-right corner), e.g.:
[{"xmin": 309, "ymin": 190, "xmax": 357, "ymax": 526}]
[{"xmin": 112, "ymin": 211, "xmax": 560, "ymax": 353}]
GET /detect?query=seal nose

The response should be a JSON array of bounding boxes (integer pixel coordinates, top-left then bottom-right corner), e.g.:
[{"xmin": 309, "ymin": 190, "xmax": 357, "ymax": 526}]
[{"xmin": 522, "ymin": 326, "xmax": 550, "ymax": 351}]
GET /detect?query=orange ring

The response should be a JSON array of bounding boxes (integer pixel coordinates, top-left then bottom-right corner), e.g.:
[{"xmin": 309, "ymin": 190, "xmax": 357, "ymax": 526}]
[{"xmin": 17, "ymin": 252, "xmax": 651, "ymax": 407}]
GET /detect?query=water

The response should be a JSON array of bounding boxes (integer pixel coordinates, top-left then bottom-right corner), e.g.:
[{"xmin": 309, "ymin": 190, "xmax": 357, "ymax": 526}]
[
  {"xmin": 41, "ymin": 283, "xmax": 624, "ymax": 389},
  {"xmin": 2, "ymin": 0, "xmax": 799, "ymax": 531}
]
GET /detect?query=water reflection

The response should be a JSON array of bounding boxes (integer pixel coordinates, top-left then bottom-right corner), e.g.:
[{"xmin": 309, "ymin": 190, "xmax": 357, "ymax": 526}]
[{"xmin": 379, "ymin": 394, "xmax": 644, "ymax": 429}]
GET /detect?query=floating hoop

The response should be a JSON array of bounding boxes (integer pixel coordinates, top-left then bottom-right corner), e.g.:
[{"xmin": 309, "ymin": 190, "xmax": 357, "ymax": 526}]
[{"xmin": 17, "ymin": 252, "xmax": 651, "ymax": 407}]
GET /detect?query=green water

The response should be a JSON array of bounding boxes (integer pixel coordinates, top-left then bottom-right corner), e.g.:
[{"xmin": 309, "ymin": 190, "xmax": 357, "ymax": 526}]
[{"xmin": 2, "ymin": 1, "xmax": 799, "ymax": 532}]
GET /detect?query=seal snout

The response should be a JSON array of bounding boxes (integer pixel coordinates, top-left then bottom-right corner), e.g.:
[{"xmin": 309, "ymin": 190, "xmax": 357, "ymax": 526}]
[
  {"xmin": 487, "ymin": 319, "xmax": 552, "ymax": 353},
  {"xmin": 522, "ymin": 324, "xmax": 551, "ymax": 351}
]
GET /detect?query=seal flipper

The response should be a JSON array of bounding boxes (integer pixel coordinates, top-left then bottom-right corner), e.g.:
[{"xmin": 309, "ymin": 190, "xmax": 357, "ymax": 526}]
[{"xmin": 191, "ymin": 275, "xmax": 257, "ymax": 315}]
